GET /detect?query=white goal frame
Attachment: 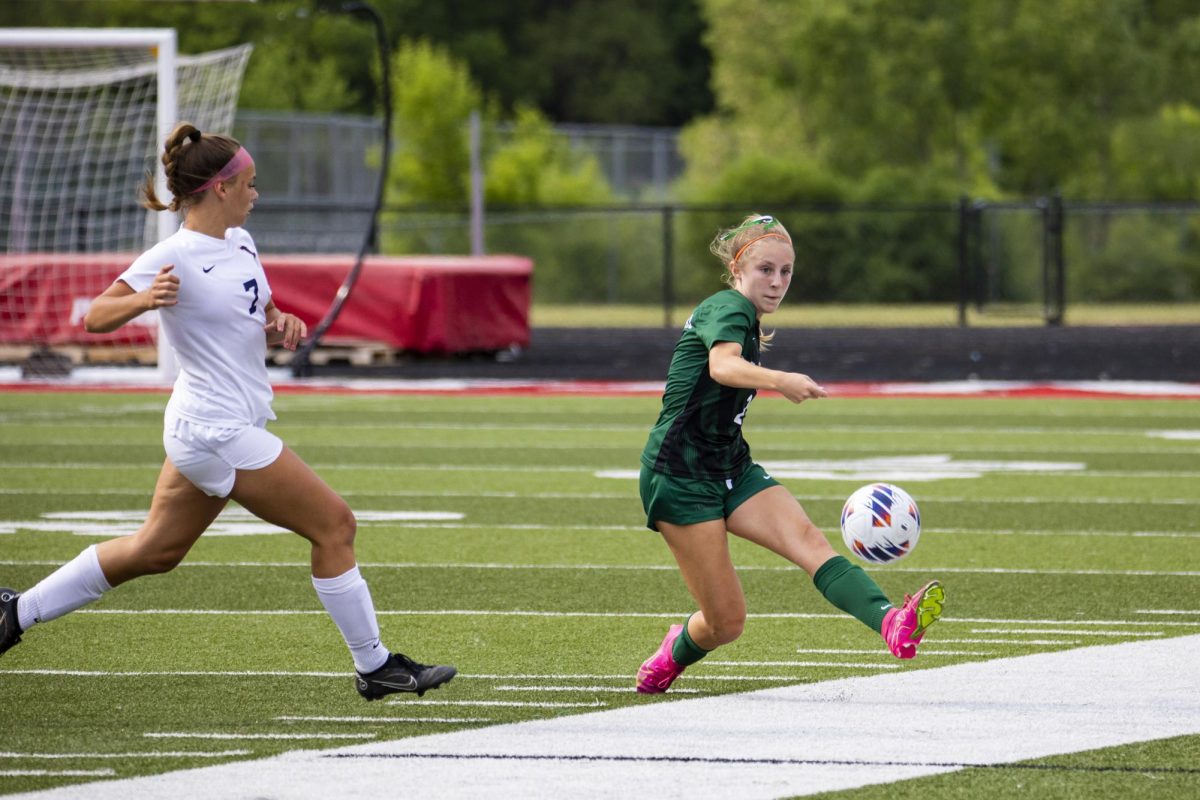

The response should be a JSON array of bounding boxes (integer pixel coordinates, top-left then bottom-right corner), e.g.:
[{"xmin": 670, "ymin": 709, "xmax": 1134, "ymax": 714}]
[{"xmin": 0, "ymin": 28, "xmax": 180, "ymax": 378}]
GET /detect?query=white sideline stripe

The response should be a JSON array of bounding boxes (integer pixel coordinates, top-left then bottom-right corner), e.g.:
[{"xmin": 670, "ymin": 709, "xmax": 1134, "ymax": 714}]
[
  {"xmin": 0, "ymin": 751, "xmax": 250, "ymax": 759},
  {"xmin": 143, "ymin": 733, "xmax": 375, "ymax": 741},
  {"xmin": 9, "ymin": 635, "xmax": 1199, "ymax": 800},
  {"xmin": 277, "ymin": 717, "xmax": 491, "ymax": 725}
]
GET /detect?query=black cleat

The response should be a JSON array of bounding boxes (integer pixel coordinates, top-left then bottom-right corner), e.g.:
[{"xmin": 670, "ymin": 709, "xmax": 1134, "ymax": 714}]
[
  {"xmin": 0, "ymin": 588, "xmax": 22, "ymax": 657},
  {"xmin": 355, "ymin": 652, "xmax": 456, "ymax": 701}
]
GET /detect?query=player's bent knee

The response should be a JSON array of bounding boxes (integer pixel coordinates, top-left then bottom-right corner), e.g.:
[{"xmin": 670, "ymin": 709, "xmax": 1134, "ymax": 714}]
[
  {"xmin": 307, "ymin": 503, "xmax": 357, "ymax": 551},
  {"xmin": 332, "ymin": 504, "xmax": 357, "ymax": 547}
]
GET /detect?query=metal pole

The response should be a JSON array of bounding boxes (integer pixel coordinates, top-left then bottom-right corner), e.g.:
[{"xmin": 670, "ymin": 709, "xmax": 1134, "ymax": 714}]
[
  {"xmin": 1049, "ymin": 193, "xmax": 1065, "ymax": 325},
  {"xmin": 291, "ymin": 2, "xmax": 391, "ymax": 376},
  {"xmin": 469, "ymin": 110, "xmax": 484, "ymax": 256},
  {"xmin": 662, "ymin": 206, "xmax": 674, "ymax": 329},
  {"xmin": 956, "ymin": 196, "xmax": 969, "ymax": 327}
]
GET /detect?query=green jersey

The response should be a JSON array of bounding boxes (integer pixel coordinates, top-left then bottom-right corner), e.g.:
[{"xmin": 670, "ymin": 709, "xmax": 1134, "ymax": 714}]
[{"xmin": 641, "ymin": 289, "xmax": 761, "ymax": 480}]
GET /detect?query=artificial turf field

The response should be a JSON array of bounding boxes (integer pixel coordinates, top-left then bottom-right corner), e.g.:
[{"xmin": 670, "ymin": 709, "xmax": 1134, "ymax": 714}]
[{"xmin": 0, "ymin": 386, "xmax": 1198, "ymax": 798}]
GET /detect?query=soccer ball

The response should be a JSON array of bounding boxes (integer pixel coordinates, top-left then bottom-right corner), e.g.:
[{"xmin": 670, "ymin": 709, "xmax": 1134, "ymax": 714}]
[{"xmin": 840, "ymin": 482, "xmax": 921, "ymax": 564}]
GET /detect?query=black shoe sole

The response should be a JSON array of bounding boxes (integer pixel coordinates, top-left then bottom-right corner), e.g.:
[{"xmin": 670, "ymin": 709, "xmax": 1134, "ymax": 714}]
[{"xmin": 357, "ymin": 665, "xmax": 457, "ymax": 701}]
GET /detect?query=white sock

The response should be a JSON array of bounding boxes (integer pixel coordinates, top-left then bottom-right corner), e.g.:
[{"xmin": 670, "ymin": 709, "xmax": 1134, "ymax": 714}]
[
  {"xmin": 17, "ymin": 544, "xmax": 113, "ymax": 630},
  {"xmin": 312, "ymin": 565, "xmax": 388, "ymax": 674}
]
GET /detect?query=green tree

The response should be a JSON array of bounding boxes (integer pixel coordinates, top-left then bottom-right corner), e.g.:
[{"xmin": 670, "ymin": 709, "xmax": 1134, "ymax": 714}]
[
  {"xmin": 386, "ymin": 39, "xmax": 483, "ymax": 204},
  {"xmin": 486, "ymin": 108, "xmax": 613, "ymax": 206},
  {"xmin": 1, "ymin": 0, "xmax": 372, "ymax": 114}
]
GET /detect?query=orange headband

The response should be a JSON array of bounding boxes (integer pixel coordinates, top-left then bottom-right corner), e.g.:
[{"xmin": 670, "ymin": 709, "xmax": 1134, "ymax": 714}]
[{"xmin": 732, "ymin": 232, "xmax": 788, "ymax": 267}]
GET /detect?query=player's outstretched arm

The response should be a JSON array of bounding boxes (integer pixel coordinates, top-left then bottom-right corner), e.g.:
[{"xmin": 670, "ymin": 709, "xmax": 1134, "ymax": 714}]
[
  {"xmin": 708, "ymin": 342, "xmax": 827, "ymax": 404},
  {"xmin": 84, "ymin": 265, "xmax": 178, "ymax": 333}
]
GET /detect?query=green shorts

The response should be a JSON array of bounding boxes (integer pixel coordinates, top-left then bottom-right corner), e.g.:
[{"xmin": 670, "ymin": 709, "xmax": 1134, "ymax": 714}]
[{"xmin": 639, "ymin": 462, "xmax": 781, "ymax": 532}]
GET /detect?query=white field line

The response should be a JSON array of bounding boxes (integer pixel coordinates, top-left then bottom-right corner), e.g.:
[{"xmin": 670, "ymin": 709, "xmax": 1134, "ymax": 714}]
[
  {"xmin": 8, "ymin": 635, "xmax": 1199, "ymax": 800},
  {"xmin": 0, "ymin": 751, "xmax": 251, "ymax": 759},
  {"xmin": 9, "ymin": 437, "xmax": 1200, "ymax": 459},
  {"xmin": 7, "ymin": 460, "xmax": 1200, "ymax": 480},
  {"xmin": 7, "ymin": 486, "xmax": 1200, "ymax": 507},
  {"xmin": 1136, "ymin": 608, "xmax": 1200, "ymax": 615},
  {"xmin": 1, "ymin": 769, "xmax": 115, "ymax": 778},
  {"xmin": 934, "ymin": 638, "xmax": 1080, "ymax": 645},
  {"xmin": 13, "ymin": 557, "xmax": 1198, "ymax": 577},
  {"xmin": 388, "ymin": 700, "xmax": 608, "ymax": 709},
  {"xmin": 480, "ymin": 673, "xmax": 871, "ymax": 681},
  {"xmin": 709, "ymin": 661, "xmax": 901, "ymax": 669},
  {"xmin": 494, "ymin": 686, "xmax": 704, "ymax": 694},
  {"xmin": 0, "ymin": 669, "xmax": 908, "ymax": 681},
  {"xmin": 143, "ymin": 733, "xmax": 374, "ymax": 741},
  {"xmin": 277, "ymin": 717, "xmax": 491, "ymax": 724},
  {"xmin": 5, "ymin": 525, "xmax": 1200, "ymax": 540},
  {"xmin": 969, "ymin": 628, "xmax": 1163, "ymax": 637},
  {"xmin": 6, "ymin": 419, "xmax": 1193, "ymax": 435},
  {"xmin": 795, "ymin": 648, "xmax": 994, "ymax": 656},
  {"xmin": 338, "ymin": 524, "xmax": 1200, "ymax": 541},
  {"xmin": 62, "ymin": 609, "xmax": 1200, "ymax": 625}
]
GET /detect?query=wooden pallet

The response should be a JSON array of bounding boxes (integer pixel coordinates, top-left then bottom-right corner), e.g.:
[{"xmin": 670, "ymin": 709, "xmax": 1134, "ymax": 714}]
[
  {"xmin": 268, "ymin": 341, "xmax": 397, "ymax": 367},
  {"xmin": 2, "ymin": 342, "xmax": 397, "ymax": 371}
]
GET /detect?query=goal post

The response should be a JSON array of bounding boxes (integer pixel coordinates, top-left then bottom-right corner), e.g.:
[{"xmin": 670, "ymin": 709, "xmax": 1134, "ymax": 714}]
[{"xmin": 0, "ymin": 28, "xmax": 250, "ymax": 380}]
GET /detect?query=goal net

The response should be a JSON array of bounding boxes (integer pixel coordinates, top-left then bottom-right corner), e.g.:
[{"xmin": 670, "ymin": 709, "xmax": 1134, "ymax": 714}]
[{"xmin": 0, "ymin": 29, "xmax": 252, "ymax": 374}]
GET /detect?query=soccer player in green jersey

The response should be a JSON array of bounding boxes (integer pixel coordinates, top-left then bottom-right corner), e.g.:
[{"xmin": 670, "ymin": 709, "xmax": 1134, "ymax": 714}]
[{"xmin": 635, "ymin": 214, "xmax": 945, "ymax": 694}]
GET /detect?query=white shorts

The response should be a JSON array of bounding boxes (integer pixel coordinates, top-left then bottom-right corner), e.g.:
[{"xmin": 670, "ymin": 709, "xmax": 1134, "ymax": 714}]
[{"xmin": 163, "ymin": 412, "xmax": 284, "ymax": 497}]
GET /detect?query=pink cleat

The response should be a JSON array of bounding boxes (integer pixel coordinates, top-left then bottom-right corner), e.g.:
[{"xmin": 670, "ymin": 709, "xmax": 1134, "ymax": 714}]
[
  {"xmin": 882, "ymin": 580, "xmax": 945, "ymax": 659},
  {"xmin": 636, "ymin": 624, "xmax": 686, "ymax": 694}
]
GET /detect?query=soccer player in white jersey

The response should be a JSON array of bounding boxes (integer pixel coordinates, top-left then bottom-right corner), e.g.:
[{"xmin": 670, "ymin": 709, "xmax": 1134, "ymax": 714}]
[{"xmin": 0, "ymin": 122, "xmax": 455, "ymax": 701}]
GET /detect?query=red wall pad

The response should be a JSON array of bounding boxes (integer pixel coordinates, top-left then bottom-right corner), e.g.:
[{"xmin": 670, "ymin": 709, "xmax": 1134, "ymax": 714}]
[{"xmin": 0, "ymin": 253, "xmax": 533, "ymax": 355}]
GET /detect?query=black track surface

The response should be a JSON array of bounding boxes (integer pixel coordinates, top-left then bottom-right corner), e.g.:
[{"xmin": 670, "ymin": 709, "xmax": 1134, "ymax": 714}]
[{"xmin": 305, "ymin": 325, "xmax": 1200, "ymax": 383}]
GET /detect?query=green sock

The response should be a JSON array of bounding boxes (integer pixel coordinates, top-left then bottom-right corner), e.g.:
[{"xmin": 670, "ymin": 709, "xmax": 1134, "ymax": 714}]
[
  {"xmin": 670, "ymin": 616, "xmax": 711, "ymax": 666},
  {"xmin": 813, "ymin": 555, "xmax": 892, "ymax": 633}
]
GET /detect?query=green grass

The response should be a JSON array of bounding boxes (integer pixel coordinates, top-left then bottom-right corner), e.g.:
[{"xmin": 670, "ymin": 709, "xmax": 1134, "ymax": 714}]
[
  {"xmin": 530, "ymin": 302, "xmax": 1200, "ymax": 327},
  {"xmin": 1, "ymin": 390, "xmax": 1199, "ymax": 797}
]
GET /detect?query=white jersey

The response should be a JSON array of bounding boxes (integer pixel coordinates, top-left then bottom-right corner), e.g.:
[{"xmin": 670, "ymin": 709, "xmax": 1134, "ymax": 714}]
[{"xmin": 118, "ymin": 226, "xmax": 275, "ymax": 427}]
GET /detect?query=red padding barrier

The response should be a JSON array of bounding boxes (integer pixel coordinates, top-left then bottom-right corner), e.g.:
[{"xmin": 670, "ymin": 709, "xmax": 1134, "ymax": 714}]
[{"xmin": 0, "ymin": 253, "xmax": 532, "ymax": 354}]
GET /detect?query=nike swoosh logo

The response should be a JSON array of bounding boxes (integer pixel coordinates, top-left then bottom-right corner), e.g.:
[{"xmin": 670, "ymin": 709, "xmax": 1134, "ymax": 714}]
[
  {"xmin": 202, "ymin": 265, "xmax": 216, "ymax": 273},
  {"xmin": 372, "ymin": 676, "xmax": 418, "ymax": 690}
]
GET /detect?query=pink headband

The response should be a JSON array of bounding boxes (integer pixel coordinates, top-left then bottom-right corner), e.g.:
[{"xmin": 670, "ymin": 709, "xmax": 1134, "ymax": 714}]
[{"xmin": 189, "ymin": 147, "xmax": 254, "ymax": 194}]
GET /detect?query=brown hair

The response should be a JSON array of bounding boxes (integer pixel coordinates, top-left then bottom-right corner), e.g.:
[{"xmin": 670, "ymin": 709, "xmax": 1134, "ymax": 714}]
[{"xmin": 141, "ymin": 122, "xmax": 242, "ymax": 212}]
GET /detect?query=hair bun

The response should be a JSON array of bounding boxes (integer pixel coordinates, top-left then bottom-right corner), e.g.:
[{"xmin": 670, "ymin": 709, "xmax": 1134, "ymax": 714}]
[{"xmin": 187, "ymin": 128, "xmax": 202, "ymax": 143}]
